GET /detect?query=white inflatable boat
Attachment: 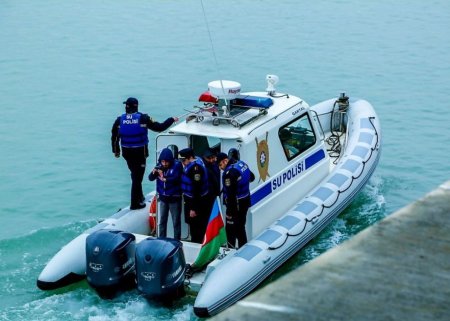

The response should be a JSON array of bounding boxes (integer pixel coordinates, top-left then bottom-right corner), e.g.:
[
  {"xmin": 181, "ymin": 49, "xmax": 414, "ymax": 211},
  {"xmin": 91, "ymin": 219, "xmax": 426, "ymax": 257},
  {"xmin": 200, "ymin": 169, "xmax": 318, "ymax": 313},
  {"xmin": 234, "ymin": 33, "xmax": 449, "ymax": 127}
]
[{"xmin": 37, "ymin": 75, "xmax": 381, "ymax": 317}]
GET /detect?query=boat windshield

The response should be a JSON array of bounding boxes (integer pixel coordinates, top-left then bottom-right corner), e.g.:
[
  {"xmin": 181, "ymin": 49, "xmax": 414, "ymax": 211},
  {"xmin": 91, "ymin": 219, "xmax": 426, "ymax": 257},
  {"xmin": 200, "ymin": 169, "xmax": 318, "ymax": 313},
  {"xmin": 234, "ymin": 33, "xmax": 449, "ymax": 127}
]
[
  {"xmin": 278, "ymin": 113, "xmax": 316, "ymax": 161},
  {"xmin": 190, "ymin": 135, "xmax": 221, "ymax": 156}
]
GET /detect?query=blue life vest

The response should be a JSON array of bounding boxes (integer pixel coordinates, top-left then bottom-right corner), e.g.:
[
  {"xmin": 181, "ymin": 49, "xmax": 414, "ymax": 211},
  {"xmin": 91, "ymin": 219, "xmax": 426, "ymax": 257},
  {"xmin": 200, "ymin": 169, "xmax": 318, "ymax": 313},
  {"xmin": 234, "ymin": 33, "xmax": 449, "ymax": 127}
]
[
  {"xmin": 181, "ymin": 158, "xmax": 208, "ymax": 198},
  {"xmin": 119, "ymin": 113, "xmax": 148, "ymax": 147},
  {"xmin": 223, "ymin": 160, "xmax": 251, "ymax": 200},
  {"xmin": 156, "ymin": 160, "xmax": 182, "ymax": 198}
]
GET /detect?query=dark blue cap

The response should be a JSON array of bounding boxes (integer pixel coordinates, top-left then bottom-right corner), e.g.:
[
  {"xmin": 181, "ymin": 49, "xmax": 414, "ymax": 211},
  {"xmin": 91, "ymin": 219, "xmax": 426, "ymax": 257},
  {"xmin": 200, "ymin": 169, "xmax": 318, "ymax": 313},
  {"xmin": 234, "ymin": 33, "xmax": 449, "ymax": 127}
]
[
  {"xmin": 123, "ymin": 97, "xmax": 138, "ymax": 107},
  {"xmin": 203, "ymin": 148, "xmax": 216, "ymax": 159},
  {"xmin": 179, "ymin": 148, "xmax": 195, "ymax": 159},
  {"xmin": 216, "ymin": 152, "xmax": 228, "ymax": 163}
]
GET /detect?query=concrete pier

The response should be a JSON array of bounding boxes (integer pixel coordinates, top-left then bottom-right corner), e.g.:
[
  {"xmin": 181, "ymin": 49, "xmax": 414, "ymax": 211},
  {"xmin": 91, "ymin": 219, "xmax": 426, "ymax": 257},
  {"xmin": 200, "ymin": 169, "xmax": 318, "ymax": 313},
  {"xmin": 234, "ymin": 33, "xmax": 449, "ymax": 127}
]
[{"xmin": 211, "ymin": 180, "xmax": 450, "ymax": 321}]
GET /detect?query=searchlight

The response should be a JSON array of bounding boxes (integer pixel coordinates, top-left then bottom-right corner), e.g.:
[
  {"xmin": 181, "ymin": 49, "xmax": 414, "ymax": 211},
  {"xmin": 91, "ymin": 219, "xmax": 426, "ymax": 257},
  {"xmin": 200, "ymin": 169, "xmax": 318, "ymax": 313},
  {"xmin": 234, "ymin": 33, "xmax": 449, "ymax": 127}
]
[{"xmin": 266, "ymin": 74, "xmax": 279, "ymax": 95}]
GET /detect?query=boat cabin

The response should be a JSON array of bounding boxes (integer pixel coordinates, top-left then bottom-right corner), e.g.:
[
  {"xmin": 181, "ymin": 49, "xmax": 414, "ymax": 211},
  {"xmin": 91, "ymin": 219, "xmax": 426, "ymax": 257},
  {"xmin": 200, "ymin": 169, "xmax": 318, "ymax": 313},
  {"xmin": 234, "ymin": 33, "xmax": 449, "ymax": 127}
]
[{"xmin": 155, "ymin": 79, "xmax": 330, "ymax": 240}]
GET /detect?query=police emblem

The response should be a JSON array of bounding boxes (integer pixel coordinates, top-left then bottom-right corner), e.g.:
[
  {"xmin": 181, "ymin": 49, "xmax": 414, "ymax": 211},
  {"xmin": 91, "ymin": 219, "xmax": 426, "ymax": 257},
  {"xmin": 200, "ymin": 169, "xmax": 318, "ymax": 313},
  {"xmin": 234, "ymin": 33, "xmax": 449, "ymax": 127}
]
[
  {"xmin": 194, "ymin": 174, "xmax": 201, "ymax": 181},
  {"xmin": 255, "ymin": 132, "xmax": 270, "ymax": 182}
]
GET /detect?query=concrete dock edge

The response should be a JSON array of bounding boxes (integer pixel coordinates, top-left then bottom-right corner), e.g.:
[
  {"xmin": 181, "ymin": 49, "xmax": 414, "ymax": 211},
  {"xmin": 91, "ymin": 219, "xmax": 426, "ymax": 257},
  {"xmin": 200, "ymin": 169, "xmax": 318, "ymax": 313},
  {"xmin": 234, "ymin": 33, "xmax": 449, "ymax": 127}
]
[{"xmin": 211, "ymin": 180, "xmax": 450, "ymax": 321}]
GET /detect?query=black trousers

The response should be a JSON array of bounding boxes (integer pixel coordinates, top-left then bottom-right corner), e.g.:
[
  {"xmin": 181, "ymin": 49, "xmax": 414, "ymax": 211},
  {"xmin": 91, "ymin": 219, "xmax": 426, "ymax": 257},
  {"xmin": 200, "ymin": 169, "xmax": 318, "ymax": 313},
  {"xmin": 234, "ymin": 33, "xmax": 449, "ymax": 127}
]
[
  {"xmin": 122, "ymin": 146, "xmax": 147, "ymax": 208},
  {"xmin": 204, "ymin": 194, "xmax": 216, "ymax": 220},
  {"xmin": 226, "ymin": 196, "xmax": 251, "ymax": 249},
  {"xmin": 184, "ymin": 197, "xmax": 209, "ymax": 243}
]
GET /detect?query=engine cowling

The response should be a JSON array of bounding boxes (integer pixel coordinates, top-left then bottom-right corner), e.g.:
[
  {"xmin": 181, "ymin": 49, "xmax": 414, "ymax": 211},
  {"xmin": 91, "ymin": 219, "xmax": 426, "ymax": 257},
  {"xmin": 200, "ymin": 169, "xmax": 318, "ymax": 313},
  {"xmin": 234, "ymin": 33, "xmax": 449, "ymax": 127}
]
[
  {"xmin": 86, "ymin": 229, "xmax": 136, "ymax": 298},
  {"xmin": 135, "ymin": 237, "xmax": 186, "ymax": 300}
]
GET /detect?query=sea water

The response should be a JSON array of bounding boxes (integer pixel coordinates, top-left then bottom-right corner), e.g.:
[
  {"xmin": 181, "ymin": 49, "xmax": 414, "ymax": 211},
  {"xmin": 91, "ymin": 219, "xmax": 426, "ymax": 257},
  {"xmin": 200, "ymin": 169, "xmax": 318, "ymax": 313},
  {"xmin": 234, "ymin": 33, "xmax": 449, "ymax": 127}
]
[{"xmin": 1, "ymin": 0, "xmax": 449, "ymax": 320}]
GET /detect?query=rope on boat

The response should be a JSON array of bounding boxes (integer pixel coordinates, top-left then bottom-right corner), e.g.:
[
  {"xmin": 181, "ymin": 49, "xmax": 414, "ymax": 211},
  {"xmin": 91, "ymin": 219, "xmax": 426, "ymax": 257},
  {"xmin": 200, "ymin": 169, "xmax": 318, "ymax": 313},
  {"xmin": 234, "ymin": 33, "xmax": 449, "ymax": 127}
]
[
  {"xmin": 268, "ymin": 116, "xmax": 380, "ymax": 250},
  {"xmin": 326, "ymin": 97, "xmax": 349, "ymax": 164}
]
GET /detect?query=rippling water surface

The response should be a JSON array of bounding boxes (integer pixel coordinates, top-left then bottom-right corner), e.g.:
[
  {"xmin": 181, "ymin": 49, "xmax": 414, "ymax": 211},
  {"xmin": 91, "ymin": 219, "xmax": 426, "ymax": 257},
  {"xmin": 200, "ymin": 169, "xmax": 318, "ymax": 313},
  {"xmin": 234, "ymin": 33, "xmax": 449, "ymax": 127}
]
[{"xmin": 1, "ymin": 1, "xmax": 449, "ymax": 320}]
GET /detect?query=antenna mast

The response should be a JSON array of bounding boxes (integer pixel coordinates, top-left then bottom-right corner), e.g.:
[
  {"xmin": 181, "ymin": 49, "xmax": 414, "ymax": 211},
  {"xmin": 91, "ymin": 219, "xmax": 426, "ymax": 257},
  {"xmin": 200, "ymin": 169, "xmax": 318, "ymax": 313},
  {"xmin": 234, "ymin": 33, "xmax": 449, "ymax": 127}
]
[{"xmin": 200, "ymin": 0, "xmax": 229, "ymax": 112}]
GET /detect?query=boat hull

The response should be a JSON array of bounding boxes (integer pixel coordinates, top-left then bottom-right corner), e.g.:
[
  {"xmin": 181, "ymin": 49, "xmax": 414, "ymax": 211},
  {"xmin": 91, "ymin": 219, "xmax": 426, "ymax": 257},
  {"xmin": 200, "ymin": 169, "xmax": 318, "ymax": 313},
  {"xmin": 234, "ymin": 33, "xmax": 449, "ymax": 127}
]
[
  {"xmin": 37, "ymin": 200, "xmax": 152, "ymax": 290},
  {"xmin": 37, "ymin": 90, "xmax": 381, "ymax": 319},
  {"xmin": 193, "ymin": 98, "xmax": 381, "ymax": 316}
]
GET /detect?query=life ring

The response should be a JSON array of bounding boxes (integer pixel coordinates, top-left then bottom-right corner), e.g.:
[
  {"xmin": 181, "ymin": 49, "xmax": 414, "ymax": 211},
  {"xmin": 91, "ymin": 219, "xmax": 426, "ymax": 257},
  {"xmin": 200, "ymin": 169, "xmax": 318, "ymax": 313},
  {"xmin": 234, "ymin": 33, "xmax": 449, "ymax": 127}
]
[{"xmin": 148, "ymin": 195, "xmax": 157, "ymax": 235}]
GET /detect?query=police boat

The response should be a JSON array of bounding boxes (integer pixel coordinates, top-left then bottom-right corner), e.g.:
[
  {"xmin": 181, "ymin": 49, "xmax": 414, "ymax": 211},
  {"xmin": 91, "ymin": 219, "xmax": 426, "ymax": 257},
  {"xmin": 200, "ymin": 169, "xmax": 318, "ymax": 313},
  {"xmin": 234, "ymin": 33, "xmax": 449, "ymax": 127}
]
[{"xmin": 37, "ymin": 75, "xmax": 381, "ymax": 317}]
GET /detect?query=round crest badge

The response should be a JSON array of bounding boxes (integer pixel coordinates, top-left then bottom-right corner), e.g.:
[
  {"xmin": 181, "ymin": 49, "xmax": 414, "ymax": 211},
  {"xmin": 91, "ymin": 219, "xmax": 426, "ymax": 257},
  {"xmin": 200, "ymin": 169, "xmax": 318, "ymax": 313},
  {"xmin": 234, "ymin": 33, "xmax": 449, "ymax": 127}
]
[{"xmin": 255, "ymin": 132, "xmax": 270, "ymax": 182}]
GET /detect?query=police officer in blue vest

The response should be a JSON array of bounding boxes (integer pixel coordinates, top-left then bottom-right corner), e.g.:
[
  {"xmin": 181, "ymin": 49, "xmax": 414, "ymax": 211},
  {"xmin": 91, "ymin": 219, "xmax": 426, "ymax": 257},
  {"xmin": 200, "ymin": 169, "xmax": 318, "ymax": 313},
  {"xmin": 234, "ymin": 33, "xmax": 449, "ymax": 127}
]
[
  {"xmin": 149, "ymin": 147, "xmax": 183, "ymax": 239},
  {"xmin": 179, "ymin": 147, "xmax": 209, "ymax": 243},
  {"xmin": 111, "ymin": 97, "xmax": 178, "ymax": 210},
  {"xmin": 218, "ymin": 149, "xmax": 255, "ymax": 249}
]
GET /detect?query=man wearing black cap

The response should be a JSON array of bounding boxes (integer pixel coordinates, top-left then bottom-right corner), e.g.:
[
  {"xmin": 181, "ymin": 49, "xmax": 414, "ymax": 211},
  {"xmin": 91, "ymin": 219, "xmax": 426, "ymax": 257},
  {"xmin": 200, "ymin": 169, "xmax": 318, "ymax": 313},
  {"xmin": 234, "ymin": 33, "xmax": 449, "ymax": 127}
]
[
  {"xmin": 203, "ymin": 148, "xmax": 220, "ymax": 198},
  {"xmin": 179, "ymin": 147, "xmax": 209, "ymax": 243},
  {"xmin": 202, "ymin": 148, "xmax": 221, "ymax": 213},
  {"xmin": 111, "ymin": 97, "xmax": 178, "ymax": 210},
  {"xmin": 216, "ymin": 152, "xmax": 229, "ymax": 172}
]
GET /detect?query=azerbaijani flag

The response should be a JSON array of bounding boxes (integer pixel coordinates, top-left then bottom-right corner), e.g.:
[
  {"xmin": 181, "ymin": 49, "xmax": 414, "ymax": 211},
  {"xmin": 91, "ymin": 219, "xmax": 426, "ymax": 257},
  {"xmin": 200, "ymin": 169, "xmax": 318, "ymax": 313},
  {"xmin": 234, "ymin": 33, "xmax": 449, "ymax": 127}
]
[{"xmin": 192, "ymin": 197, "xmax": 227, "ymax": 269}]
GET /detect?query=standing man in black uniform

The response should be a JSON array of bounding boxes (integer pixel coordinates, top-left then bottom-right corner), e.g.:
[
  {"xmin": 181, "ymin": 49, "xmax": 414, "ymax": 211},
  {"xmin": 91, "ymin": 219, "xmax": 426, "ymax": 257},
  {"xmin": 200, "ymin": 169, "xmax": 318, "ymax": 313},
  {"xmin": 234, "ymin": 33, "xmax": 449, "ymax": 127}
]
[
  {"xmin": 218, "ymin": 150, "xmax": 255, "ymax": 248},
  {"xmin": 179, "ymin": 148, "xmax": 209, "ymax": 243},
  {"xmin": 202, "ymin": 148, "xmax": 221, "ymax": 216},
  {"xmin": 111, "ymin": 97, "xmax": 178, "ymax": 210}
]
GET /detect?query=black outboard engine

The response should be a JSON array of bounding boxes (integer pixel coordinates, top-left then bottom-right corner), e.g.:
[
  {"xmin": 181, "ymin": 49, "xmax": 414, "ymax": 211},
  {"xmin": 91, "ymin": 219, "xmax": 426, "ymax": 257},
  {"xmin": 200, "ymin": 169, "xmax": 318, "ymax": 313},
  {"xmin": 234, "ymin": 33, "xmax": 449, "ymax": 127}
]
[
  {"xmin": 86, "ymin": 229, "xmax": 136, "ymax": 298},
  {"xmin": 135, "ymin": 237, "xmax": 186, "ymax": 301}
]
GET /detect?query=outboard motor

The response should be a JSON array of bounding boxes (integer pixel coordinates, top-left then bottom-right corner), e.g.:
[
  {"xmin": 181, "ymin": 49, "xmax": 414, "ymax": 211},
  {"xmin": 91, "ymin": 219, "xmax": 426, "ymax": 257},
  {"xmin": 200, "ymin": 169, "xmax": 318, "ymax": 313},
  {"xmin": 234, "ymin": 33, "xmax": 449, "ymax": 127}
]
[
  {"xmin": 135, "ymin": 237, "xmax": 186, "ymax": 301},
  {"xmin": 86, "ymin": 229, "xmax": 136, "ymax": 298}
]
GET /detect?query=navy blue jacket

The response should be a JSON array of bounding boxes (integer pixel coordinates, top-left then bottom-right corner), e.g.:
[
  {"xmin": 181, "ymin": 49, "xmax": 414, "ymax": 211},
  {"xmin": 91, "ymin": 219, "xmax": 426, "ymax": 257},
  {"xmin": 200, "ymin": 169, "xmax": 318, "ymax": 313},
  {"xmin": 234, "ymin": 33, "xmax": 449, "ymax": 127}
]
[
  {"xmin": 149, "ymin": 148, "xmax": 182, "ymax": 203},
  {"xmin": 203, "ymin": 157, "xmax": 221, "ymax": 198}
]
